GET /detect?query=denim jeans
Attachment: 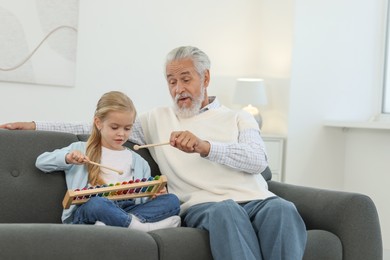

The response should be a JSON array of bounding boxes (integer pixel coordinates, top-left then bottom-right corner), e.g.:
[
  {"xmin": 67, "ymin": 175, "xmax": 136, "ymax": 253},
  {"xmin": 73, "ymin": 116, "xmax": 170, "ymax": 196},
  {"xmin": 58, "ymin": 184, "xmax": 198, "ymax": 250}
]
[
  {"xmin": 182, "ymin": 197, "xmax": 307, "ymax": 260},
  {"xmin": 72, "ymin": 194, "xmax": 180, "ymax": 227}
]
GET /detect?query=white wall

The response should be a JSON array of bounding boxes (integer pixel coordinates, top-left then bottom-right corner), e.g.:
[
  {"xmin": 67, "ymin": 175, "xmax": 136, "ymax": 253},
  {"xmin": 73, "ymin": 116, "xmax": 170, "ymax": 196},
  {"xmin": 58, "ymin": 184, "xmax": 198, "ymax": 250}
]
[
  {"xmin": 0, "ymin": 0, "xmax": 291, "ymax": 135},
  {"xmin": 344, "ymin": 129, "xmax": 390, "ymax": 259},
  {"xmin": 288, "ymin": 0, "xmax": 389, "ymax": 257}
]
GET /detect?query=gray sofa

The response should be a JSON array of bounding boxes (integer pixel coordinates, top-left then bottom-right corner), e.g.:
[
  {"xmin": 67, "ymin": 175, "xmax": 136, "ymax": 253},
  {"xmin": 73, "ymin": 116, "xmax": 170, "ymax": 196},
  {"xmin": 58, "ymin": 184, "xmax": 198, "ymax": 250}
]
[{"xmin": 0, "ymin": 129, "xmax": 382, "ymax": 260}]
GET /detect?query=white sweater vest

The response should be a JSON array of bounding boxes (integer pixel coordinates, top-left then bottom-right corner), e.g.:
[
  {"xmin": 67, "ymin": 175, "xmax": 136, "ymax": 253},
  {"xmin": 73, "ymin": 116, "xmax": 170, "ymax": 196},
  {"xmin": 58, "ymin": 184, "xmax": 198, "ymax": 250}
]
[{"xmin": 139, "ymin": 106, "xmax": 274, "ymax": 213}]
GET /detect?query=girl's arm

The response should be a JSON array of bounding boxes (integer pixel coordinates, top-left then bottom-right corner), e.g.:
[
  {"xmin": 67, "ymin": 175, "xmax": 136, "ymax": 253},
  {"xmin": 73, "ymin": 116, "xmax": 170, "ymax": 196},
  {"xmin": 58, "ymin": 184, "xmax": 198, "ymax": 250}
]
[{"xmin": 35, "ymin": 142, "xmax": 84, "ymax": 173}]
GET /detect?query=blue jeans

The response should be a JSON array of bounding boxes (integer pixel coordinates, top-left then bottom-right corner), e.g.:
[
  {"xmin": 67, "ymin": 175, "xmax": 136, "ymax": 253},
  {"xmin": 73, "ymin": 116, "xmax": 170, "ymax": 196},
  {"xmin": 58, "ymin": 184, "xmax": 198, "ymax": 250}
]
[
  {"xmin": 182, "ymin": 197, "xmax": 307, "ymax": 260},
  {"xmin": 72, "ymin": 194, "xmax": 180, "ymax": 227}
]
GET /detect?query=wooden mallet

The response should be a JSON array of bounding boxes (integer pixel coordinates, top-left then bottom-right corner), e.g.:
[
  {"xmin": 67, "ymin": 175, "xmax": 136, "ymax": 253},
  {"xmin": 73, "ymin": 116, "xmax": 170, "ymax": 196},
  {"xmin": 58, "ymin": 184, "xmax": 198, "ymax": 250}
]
[{"xmin": 133, "ymin": 142, "xmax": 170, "ymax": 150}]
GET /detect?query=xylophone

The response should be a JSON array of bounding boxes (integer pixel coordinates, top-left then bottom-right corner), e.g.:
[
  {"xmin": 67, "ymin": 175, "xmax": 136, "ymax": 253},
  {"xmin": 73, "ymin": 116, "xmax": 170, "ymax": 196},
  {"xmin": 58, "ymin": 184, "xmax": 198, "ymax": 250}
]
[{"xmin": 62, "ymin": 175, "xmax": 167, "ymax": 209}]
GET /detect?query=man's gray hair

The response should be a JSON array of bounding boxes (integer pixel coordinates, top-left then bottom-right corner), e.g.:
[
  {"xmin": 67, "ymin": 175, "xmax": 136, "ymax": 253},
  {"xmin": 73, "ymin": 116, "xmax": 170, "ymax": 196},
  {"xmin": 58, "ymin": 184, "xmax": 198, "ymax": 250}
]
[{"xmin": 165, "ymin": 46, "xmax": 211, "ymax": 79}]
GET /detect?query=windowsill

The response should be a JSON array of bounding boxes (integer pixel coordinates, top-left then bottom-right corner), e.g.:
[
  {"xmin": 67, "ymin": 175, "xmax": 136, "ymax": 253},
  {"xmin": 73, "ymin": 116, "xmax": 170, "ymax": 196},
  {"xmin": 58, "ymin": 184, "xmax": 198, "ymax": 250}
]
[
  {"xmin": 262, "ymin": 133, "xmax": 287, "ymax": 139},
  {"xmin": 324, "ymin": 120, "xmax": 390, "ymax": 130}
]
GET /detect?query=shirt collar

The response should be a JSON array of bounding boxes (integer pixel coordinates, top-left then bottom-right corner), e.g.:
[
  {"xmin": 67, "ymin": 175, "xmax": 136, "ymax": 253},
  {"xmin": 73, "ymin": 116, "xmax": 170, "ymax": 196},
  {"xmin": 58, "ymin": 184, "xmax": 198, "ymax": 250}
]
[{"xmin": 200, "ymin": 96, "xmax": 219, "ymax": 113}]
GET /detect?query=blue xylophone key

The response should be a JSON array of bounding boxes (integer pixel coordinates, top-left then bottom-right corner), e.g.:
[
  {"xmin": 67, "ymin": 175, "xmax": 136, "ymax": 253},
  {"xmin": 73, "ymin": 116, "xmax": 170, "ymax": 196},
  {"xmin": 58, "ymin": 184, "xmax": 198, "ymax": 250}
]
[{"xmin": 141, "ymin": 178, "xmax": 152, "ymax": 192}]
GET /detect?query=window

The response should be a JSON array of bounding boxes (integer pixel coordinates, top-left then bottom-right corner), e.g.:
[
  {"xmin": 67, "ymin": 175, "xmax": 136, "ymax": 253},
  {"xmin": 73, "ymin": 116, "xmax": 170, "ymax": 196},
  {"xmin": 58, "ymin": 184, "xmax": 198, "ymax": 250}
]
[{"xmin": 383, "ymin": 2, "xmax": 390, "ymax": 114}]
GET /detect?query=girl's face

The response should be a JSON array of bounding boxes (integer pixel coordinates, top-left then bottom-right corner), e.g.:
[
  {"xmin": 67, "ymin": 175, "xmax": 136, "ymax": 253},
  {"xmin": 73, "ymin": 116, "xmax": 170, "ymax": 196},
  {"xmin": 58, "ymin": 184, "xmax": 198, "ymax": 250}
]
[{"xmin": 94, "ymin": 110, "xmax": 134, "ymax": 150}]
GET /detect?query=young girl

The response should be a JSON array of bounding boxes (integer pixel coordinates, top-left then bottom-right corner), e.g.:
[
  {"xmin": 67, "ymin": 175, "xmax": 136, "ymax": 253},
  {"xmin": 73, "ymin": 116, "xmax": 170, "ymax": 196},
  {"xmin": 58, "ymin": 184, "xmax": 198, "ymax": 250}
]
[{"xmin": 36, "ymin": 91, "xmax": 181, "ymax": 231}]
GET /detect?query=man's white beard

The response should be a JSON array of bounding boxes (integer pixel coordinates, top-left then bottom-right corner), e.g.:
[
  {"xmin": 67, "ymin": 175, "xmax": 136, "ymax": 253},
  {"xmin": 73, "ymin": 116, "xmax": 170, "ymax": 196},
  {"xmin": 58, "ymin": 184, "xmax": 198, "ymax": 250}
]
[{"xmin": 173, "ymin": 85, "xmax": 205, "ymax": 118}]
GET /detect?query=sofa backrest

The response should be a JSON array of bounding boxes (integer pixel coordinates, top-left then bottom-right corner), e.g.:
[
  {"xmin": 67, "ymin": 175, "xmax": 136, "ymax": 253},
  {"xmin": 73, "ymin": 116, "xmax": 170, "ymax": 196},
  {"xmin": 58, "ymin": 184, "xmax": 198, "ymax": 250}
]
[
  {"xmin": 0, "ymin": 130, "xmax": 78, "ymax": 223},
  {"xmin": 0, "ymin": 129, "xmax": 271, "ymax": 224}
]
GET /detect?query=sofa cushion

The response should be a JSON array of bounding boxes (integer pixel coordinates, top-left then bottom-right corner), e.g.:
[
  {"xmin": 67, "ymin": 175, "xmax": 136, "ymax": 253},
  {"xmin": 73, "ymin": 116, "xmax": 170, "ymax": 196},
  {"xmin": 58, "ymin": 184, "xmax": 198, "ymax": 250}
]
[
  {"xmin": 304, "ymin": 229, "xmax": 342, "ymax": 260},
  {"xmin": 149, "ymin": 227, "xmax": 213, "ymax": 260},
  {"xmin": 0, "ymin": 223, "xmax": 158, "ymax": 260}
]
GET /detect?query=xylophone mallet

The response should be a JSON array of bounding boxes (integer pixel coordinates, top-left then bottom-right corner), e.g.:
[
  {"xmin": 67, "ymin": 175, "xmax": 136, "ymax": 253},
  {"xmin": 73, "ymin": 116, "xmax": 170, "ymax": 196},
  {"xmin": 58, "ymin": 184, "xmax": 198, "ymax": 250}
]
[{"xmin": 133, "ymin": 142, "xmax": 170, "ymax": 150}]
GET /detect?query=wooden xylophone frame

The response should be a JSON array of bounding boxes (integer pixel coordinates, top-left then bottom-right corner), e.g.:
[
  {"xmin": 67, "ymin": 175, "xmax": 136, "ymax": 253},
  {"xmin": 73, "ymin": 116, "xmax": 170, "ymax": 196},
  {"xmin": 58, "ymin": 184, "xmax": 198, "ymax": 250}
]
[{"xmin": 62, "ymin": 175, "xmax": 167, "ymax": 209}]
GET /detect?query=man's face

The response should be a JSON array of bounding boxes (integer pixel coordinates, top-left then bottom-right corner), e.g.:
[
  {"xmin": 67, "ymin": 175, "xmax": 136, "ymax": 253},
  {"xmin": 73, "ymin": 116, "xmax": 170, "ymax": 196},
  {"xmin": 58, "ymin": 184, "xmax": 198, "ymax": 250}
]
[{"xmin": 166, "ymin": 59, "xmax": 209, "ymax": 115}]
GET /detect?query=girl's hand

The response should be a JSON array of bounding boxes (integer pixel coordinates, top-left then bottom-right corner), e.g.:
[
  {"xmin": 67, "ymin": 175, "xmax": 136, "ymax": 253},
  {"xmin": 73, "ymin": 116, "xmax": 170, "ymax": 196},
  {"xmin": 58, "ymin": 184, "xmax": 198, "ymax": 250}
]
[
  {"xmin": 65, "ymin": 150, "xmax": 89, "ymax": 165},
  {"xmin": 152, "ymin": 186, "xmax": 167, "ymax": 199}
]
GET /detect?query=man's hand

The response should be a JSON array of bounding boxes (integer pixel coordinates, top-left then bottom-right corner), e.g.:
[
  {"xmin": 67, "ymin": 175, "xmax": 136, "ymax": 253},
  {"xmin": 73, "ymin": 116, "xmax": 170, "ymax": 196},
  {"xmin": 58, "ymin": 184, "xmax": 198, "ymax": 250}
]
[
  {"xmin": 170, "ymin": 130, "xmax": 210, "ymax": 157},
  {"xmin": 0, "ymin": 121, "xmax": 36, "ymax": 130}
]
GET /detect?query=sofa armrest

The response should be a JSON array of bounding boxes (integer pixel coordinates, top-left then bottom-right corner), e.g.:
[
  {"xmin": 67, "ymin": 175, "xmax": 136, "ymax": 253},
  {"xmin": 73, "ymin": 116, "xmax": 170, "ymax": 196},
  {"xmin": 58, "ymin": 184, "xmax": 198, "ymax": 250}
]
[{"xmin": 268, "ymin": 181, "xmax": 382, "ymax": 260}]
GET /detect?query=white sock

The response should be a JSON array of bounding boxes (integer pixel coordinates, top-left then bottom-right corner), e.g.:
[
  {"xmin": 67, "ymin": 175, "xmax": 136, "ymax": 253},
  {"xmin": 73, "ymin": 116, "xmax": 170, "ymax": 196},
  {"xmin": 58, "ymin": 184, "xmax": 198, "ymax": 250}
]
[
  {"xmin": 94, "ymin": 221, "xmax": 106, "ymax": 226},
  {"xmin": 128, "ymin": 215, "xmax": 181, "ymax": 232}
]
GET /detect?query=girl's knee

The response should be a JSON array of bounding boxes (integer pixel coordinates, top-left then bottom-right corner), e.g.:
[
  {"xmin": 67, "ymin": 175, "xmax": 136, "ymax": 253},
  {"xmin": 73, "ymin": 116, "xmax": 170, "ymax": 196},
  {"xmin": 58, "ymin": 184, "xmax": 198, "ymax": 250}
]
[
  {"xmin": 156, "ymin": 193, "xmax": 180, "ymax": 204},
  {"xmin": 166, "ymin": 193, "xmax": 180, "ymax": 203},
  {"xmin": 154, "ymin": 193, "xmax": 180, "ymax": 214},
  {"xmin": 83, "ymin": 196, "xmax": 110, "ymax": 211}
]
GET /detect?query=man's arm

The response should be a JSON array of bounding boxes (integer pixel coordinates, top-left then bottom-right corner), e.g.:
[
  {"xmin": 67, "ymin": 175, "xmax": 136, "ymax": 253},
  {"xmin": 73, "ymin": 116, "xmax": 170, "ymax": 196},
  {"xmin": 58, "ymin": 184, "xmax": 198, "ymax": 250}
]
[
  {"xmin": 1, "ymin": 118, "xmax": 147, "ymax": 144},
  {"xmin": 206, "ymin": 129, "xmax": 268, "ymax": 174},
  {"xmin": 0, "ymin": 121, "xmax": 36, "ymax": 130},
  {"xmin": 129, "ymin": 118, "xmax": 147, "ymax": 145},
  {"xmin": 169, "ymin": 128, "xmax": 268, "ymax": 174},
  {"xmin": 34, "ymin": 121, "xmax": 93, "ymax": 134},
  {"xmin": 0, "ymin": 121, "xmax": 93, "ymax": 135}
]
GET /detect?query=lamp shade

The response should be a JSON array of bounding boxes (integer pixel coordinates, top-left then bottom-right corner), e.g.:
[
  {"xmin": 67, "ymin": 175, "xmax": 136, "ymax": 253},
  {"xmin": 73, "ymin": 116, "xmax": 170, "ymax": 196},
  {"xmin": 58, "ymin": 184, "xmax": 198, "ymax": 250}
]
[{"xmin": 233, "ymin": 78, "xmax": 267, "ymax": 106}]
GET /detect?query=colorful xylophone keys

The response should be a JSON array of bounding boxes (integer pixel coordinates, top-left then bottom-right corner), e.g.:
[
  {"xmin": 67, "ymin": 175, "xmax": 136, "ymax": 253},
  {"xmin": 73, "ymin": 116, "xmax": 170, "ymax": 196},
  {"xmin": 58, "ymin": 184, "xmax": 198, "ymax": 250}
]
[{"xmin": 73, "ymin": 175, "xmax": 160, "ymax": 200}]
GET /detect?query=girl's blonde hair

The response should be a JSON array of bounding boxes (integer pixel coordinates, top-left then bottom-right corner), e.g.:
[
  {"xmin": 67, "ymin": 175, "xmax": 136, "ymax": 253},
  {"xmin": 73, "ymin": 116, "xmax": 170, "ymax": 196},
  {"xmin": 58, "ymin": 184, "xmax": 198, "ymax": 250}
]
[{"xmin": 86, "ymin": 91, "xmax": 136, "ymax": 185}]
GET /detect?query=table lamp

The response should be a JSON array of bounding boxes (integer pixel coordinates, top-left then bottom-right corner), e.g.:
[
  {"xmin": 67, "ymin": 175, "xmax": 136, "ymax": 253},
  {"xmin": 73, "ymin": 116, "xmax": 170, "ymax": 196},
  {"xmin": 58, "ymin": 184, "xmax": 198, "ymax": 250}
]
[{"xmin": 233, "ymin": 78, "xmax": 268, "ymax": 128}]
